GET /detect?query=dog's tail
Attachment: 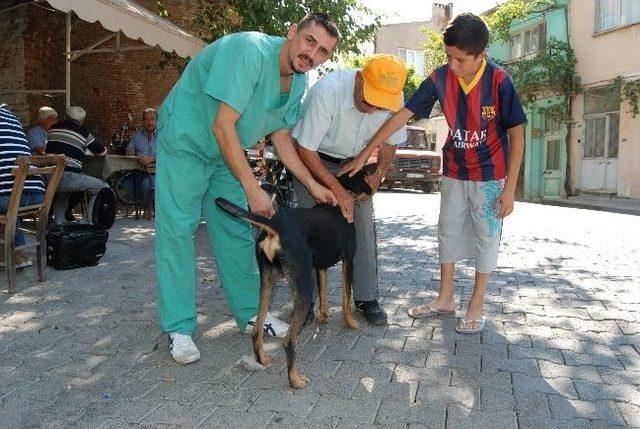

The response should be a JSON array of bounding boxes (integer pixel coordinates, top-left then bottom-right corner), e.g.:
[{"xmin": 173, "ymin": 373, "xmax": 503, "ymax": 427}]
[{"xmin": 215, "ymin": 198, "xmax": 278, "ymax": 236}]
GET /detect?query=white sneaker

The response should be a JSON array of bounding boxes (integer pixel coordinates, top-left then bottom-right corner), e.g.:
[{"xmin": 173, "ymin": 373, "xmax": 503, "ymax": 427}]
[
  {"xmin": 245, "ymin": 313, "xmax": 289, "ymax": 338},
  {"xmin": 168, "ymin": 332, "xmax": 200, "ymax": 364}
]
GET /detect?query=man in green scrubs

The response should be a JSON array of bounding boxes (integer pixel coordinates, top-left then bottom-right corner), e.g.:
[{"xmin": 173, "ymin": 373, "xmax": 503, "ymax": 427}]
[{"xmin": 156, "ymin": 13, "xmax": 341, "ymax": 364}]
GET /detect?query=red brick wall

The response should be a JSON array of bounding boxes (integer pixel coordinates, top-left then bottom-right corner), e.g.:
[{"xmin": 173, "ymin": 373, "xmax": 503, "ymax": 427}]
[{"xmin": 12, "ymin": 1, "xmax": 200, "ymax": 144}]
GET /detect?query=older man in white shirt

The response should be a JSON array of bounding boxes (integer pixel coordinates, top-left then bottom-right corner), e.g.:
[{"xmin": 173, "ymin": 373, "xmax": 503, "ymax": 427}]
[{"xmin": 292, "ymin": 55, "xmax": 408, "ymax": 325}]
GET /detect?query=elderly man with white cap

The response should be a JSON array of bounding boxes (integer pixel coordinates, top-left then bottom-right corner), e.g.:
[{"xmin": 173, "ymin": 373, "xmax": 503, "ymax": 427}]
[
  {"xmin": 292, "ymin": 54, "xmax": 408, "ymax": 326},
  {"xmin": 46, "ymin": 106, "xmax": 109, "ymax": 225}
]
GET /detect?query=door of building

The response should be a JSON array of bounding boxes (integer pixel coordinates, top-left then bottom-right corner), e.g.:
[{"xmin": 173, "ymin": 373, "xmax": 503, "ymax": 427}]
[
  {"xmin": 581, "ymin": 113, "xmax": 619, "ymax": 192},
  {"xmin": 581, "ymin": 85, "xmax": 620, "ymax": 194}
]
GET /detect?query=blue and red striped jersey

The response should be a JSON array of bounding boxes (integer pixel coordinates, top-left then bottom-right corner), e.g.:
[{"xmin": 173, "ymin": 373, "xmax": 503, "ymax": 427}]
[{"xmin": 405, "ymin": 60, "xmax": 527, "ymax": 181}]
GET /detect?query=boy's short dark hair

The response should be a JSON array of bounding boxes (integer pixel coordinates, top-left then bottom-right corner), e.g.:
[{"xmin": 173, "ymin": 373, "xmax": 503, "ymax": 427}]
[
  {"xmin": 297, "ymin": 12, "xmax": 340, "ymax": 44},
  {"xmin": 443, "ymin": 13, "xmax": 489, "ymax": 56}
]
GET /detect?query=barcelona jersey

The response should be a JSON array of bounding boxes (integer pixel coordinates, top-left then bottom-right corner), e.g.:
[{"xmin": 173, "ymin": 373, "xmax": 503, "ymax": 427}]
[{"xmin": 405, "ymin": 60, "xmax": 527, "ymax": 181}]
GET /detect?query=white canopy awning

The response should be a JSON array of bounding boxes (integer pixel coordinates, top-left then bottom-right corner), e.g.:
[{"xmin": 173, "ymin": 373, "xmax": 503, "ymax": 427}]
[{"xmin": 47, "ymin": 0, "xmax": 207, "ymax": 58}]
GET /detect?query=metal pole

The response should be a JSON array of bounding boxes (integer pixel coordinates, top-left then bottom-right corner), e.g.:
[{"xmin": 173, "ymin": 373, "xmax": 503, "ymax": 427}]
[{"xmin": 65, "ymin": 12, "xmax": 71, "ymax": 109}]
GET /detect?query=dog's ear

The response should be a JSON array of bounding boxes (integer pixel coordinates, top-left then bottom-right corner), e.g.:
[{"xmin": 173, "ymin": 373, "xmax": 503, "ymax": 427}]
[{"xmin": 337, "ymin": 169, "xmax": 373, "ymax": 196}]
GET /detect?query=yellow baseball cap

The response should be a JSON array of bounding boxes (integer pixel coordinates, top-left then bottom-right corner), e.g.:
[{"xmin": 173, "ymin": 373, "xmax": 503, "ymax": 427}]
[{"xmin": 361, "ymin": 54, "xmax": 408, "ymax": 112}]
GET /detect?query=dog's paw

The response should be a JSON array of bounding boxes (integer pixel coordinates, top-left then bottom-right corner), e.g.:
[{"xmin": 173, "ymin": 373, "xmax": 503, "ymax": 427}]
[
  {"xmin": 316, "ymin": 311, "xmax": 329, "ymax": 324},
  {"xmin": 344, "ymin": 318, "xmax": 359, "ymax": 330},
  {"xmin": 258, "ymin": 354, "xmax": 274, "ymax": 366},
  {"xmin": 289, "ymin": 373, "xmax": 309, "ymax": 389}
]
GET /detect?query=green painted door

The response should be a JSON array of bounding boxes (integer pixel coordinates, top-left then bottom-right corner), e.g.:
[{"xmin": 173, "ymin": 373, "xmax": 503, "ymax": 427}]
[{"xmin": 542, "ymin": 136, "xmax": 563, "ymax": 198}]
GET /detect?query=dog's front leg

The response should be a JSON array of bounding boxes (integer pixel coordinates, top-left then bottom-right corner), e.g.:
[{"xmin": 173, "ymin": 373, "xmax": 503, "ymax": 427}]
[
  {"xmin": 341, "ymin": 260, "xmax": 359, "ymax": 330},
  {"xmin": 253, "ymin": 266, "xmax": 275, "ymax": 366},
  {"xmin": 316, "ymin": 268, "xmax": 330, "ymax": 324}
]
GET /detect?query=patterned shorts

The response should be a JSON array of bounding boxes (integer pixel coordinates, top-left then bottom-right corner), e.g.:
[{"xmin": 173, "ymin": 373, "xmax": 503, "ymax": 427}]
[{"xmin": 438, "ymin": 176, "xmax": 505, "ymax": 273}]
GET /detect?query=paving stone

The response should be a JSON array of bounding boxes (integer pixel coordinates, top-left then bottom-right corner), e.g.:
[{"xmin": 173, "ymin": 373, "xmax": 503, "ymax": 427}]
[
  {"xmin": 455, "ymin": 340, "xmax": 508, "ymax": 358},
  {"xmin": 375, "ymin": 398, "xmax": 445, "ymax": 427},
  {"xmin": 482, "ymin": 356, "xmax": 539, "ymax": 376},
  {"xmin": 416, "ymin": 384, "xmax": 480, "ymax": 409},
  {"xmin": 250, "ymin": 388, "xmax": 320, "ymax": 417},
  {"xmin": 538, "ymin": 361, "xmax": 603, "ymax": 383},
  {"xmin": 562, "ymin": 350, "xmax": 624, "ymax": 370},
  {"xmin": 334, "ymin": 361, "xmax": 395, "ymax": 382},
  {"xmin": 509, "ymin": 344, "xmax": 564, "ymax": 363},
  {"xmin": 517, "ymin": 416, "xmax": 592, "ymax": 429},
  {"xmin": 512, "ymin": 373, "xmax": 578, "ymax": 398},
  {"xmin": 514, "ymin": 391, "xmax": 551, "ymax": 417},
  {"xmin": 307, "ymin": 393, "xmax": 381, "ymax": 423},
  {"xmin": 267, "ymin": 412, "xmax": 338, "ymax": 428},
  {"xmin": 450, "ymin": 369, "xmax": 512, "ymax": 393},
  {"xmin": 393, "ymin": 364, "xmax": 451, "ymax": 384},
  {"xmin": 137, "ymin": 400, "xmax": 215, "ymax": 427},
  {"xmin": 481, "ymin": 387, "xmax": 516, "ymax": 411},
  {"xmin": 446, "ymin": 404, "xmax": 518, "ymax": 429},
  {"xmin": 199, "ymin": 406, "xmax": 274, "ymax": 428},
  {"xmin": 547, "ymin": 395, "xmax": 626, "ymax": 425},
  {"xmin": 616, "ymin": 402, "xmax": 640, "ymax": 427},
  {"xmin": 574, "ymin": 379, "xmax": 640, "ymax": 404}
]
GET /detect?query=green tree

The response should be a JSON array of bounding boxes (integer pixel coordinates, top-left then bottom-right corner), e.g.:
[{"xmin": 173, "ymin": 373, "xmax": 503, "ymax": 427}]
[
  {"xmin": 188, "ymin": 0, "xmax": 382, "ymax": 56},
  {"xmin": 419, "ymin": 27, "xmax": 445, "ymax": 75}
]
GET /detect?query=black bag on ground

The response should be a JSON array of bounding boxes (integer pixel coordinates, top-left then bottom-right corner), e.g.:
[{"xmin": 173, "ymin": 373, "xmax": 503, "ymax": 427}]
[
  {"xmin": 92, "ymin": 187, "xmax": 117, "ymax": 230},
  {"xmin": 46, "ymin": 224, "xmax": 108, "ymax": 270}
]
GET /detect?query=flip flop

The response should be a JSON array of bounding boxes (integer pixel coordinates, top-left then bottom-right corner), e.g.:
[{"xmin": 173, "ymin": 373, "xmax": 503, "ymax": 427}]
[
  {"xmin": 407, "ymin": 305, "xmax": 455, "ymax": 319},
  {"xmin": 455, "ymin": 315, "xmax": 487, "ymax": 334}
]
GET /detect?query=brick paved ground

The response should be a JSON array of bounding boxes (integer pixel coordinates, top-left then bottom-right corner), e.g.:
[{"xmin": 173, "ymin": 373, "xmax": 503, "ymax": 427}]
[{"xmin": 1, "ymin": 192, "xmax": 639, "ymax": 428}]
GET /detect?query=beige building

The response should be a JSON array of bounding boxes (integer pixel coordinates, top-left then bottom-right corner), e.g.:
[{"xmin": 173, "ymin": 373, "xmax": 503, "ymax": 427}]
[
  {"xmin": 374, "ymin": 3, "xmax": 452, "ymax": 76},
  {"xmin": 374, "ymin": 3, "xmax": 452, "ymax": 157},
  {"xmin": 568, "ymin": 0, "xmax": 640, "ymax": 198}
]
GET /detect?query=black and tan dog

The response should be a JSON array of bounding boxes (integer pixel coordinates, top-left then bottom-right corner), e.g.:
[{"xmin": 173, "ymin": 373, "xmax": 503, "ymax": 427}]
[{"xmin": 215, "ymin": 168, "xmax": 373, "ymax": 389}]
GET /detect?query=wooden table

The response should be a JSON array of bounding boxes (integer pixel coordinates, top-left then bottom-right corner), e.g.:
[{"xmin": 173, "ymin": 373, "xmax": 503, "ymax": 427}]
[{"xmin": 84, "ymin": 155, "xmax": 145, "ymax": 181}]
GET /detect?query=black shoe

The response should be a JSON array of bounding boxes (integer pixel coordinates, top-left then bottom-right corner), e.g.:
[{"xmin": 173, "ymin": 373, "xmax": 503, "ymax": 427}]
[
  {"xmin": 355, "ymin": 300, "xmax": 388, "ymax": 326},
  {"xmin": 303, "ymin": 303, "xmax": 315, "ymax": 327}
]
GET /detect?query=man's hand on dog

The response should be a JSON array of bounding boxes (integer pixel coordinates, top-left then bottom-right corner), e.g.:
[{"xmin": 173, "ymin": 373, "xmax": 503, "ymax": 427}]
[
  {"xmin": 357, "ymin": 174, "xmax": 382, "ymax": 202},
  {"xmin": 246, "ymin": 185, "xmax": 275, "ymax": 218},
  {"xmin": 308, "ymin": 181, "xmax": 338, "ymax": 207},
  {"xmin": 337, "ymin": 153, "xmax": 368, "ymax": 178},
  {"xmin": 336, "ymin": 187, "xmax": 355, "ymax": 223}
]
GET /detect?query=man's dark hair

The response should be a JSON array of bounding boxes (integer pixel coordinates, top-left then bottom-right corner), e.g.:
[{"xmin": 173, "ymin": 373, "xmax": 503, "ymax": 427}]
[
  {"xmin": 297, "ymin": 12, "xmax": 340, "ymax": 44},
  {"xmin": 443, "ymin": 13, "xmax": 489, "ymax": 56}
]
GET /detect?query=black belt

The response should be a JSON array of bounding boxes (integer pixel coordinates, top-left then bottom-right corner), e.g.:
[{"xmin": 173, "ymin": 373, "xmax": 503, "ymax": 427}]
[{"xmin": 318, "ymin": 151, "xmax": 349, "ymax": 164}]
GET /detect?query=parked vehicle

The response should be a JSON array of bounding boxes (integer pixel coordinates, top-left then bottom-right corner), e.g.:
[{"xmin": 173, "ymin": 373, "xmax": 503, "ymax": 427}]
[{"xmin": 370, "ymin": 125, "xmax": 442, "ymax": 193}]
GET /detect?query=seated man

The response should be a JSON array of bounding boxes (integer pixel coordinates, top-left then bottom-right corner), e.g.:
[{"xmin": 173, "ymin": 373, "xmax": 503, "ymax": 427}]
[
  {"xmin": 26, "ymin": 106, "xmax": 58, "ymax": 155},
  {"xmin": 46, "ymin": 106, "xmax": 109, "ymax": 225},
  {"xmin": 125, "ymin": 107, "xmax": 157, "ymax": 211},
  {"xmin": 0, "ymin": 104, "xmax": 46, "ymax": 268}
]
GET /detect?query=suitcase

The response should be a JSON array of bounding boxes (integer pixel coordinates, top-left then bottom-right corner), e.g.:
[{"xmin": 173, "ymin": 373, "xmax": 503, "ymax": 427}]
[{"xmin": 46, "ymin": 224, "xmax": 108, "ymax": 270}]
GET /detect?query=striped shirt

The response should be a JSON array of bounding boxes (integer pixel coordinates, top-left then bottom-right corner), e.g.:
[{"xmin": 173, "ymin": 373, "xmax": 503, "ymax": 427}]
[
  {"xmin": 0, "ymin": 106, "xmax": 45, "ymax": 196},
  {"xmin": 406, "ymin": 60, "xmax": 527, "ymax": 181},
  {"xmin": 47, "ymin": 119, "xmax": 106, "ymax": 172}
]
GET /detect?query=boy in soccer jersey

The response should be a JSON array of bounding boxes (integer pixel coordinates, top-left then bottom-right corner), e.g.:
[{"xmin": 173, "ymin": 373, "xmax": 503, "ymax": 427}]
[{"xmin": 339, "ymin": 13, "xmax": 526, "ymax": 333}]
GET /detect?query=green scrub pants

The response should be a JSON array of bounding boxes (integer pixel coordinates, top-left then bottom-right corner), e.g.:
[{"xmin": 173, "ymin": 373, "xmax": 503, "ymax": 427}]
[{"xmin": 155, "ymin": 147, "xmax": 259, "ymax": 336}]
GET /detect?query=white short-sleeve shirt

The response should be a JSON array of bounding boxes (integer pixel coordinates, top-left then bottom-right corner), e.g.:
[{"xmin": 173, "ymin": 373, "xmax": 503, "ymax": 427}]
[{"xmin": 292, "ymin": 69, "xmax": 407, "ymax": 159}]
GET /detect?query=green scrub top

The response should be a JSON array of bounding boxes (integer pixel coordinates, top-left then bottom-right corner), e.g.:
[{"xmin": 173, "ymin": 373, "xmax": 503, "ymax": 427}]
[{"xmin": 158, "ymin": 32, "xmax": 306, "ymax": 160}]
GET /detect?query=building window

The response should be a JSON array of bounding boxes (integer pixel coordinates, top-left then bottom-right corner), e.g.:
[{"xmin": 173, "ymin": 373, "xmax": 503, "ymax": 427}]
[
  {"xmin": 583, "ymin": 85, "xmax": 620, "ymax": 159},
  {"xmin": 596, "ymin": 0, "xmax": 640, "ymax": 32},
  {"xmin": 398, "ymin": 48, "xmax": 425, "ymax": 76},
  {"xmin": 546, "ymin": 139, "xmax": 561, "ymax": 170},
  {"xmin": 510, "ymin": 22, "xmax": 546, "ymax": 60},
  {"xmin": 544, "ymin": 114, "xmax": 561, "ymax": 133}
]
